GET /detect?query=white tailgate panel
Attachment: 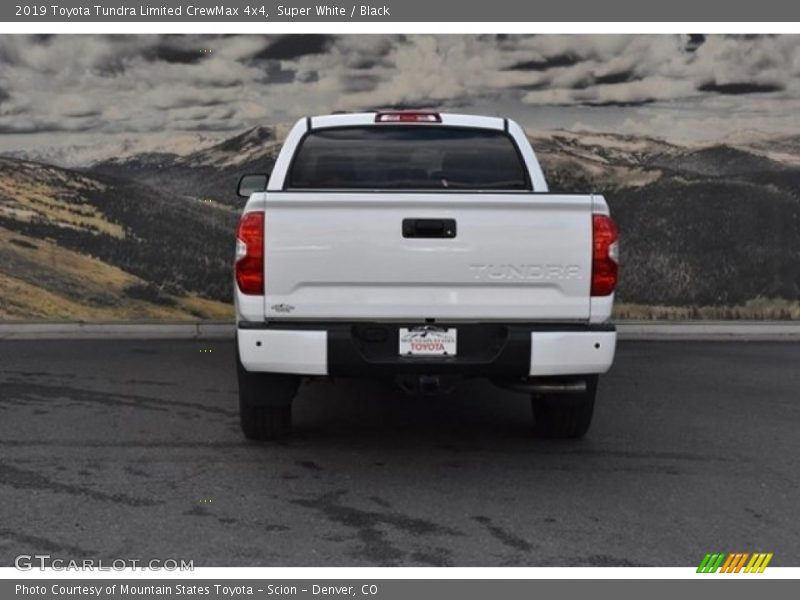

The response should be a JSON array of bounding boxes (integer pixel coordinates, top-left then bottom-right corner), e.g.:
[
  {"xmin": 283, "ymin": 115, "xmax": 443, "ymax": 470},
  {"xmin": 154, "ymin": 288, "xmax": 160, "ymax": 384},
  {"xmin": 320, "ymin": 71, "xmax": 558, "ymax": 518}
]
[{"xmin": 264, "ymin": 193, "xmax": 592, "ymax": 321}]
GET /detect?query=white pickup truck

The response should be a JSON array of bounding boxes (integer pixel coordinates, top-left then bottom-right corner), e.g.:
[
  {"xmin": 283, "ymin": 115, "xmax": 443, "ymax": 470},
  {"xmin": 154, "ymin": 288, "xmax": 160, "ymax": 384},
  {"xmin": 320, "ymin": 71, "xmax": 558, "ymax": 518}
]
[{"xmin": 234, "ymin": 111, "xmax": 618, "ymax": 440}]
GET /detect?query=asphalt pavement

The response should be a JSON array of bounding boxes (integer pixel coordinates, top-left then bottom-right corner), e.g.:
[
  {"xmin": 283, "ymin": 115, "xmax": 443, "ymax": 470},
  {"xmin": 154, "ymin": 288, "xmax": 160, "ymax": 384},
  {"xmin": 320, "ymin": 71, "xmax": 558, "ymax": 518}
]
[{"xmin": 0, "ymin": 339, "xmax": 798, "ymax": 566}]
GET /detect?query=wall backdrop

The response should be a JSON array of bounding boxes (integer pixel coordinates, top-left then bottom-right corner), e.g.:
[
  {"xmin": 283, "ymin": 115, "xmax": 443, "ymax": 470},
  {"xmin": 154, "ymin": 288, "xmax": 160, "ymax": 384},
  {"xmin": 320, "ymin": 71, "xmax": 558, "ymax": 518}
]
[{"xmin": 1, "ymin": 34, "xmax": 799, "ymax": 319}]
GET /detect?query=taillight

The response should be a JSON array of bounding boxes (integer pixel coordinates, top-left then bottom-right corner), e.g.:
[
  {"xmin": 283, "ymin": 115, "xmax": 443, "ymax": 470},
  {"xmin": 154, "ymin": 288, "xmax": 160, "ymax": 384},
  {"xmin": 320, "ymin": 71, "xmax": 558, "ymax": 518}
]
[
  {"xmin": 375, "ymin": 111, "xmax": 441, "ymax": 123},
  {"xmin": 235, "ymin": 211, "xmax": 264, "ymax": 295},
  {"xmin": 591, "ymin": 214, "xmax": 619, "ymax": 296}
]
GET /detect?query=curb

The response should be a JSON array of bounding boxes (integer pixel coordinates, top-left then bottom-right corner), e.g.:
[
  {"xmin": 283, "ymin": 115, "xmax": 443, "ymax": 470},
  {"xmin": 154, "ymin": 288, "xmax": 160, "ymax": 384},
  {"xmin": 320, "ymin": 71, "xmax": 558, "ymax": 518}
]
[
  {"xmin": 0, "ymin": 321, "xmax": 235, "ymax": 340},
  {"xmin": 1, "ymin": 321, "xmax": 800, "ymax": 341},
  {"xmin": 616, "ymin": 321, "xmax": 800, "ymax": 341}
]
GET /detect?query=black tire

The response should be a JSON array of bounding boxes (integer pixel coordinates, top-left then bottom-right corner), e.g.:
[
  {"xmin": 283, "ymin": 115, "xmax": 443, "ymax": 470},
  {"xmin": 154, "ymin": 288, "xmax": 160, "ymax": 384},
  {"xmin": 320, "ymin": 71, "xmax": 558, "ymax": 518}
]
[
  {"xmin": 532, "ymin": 375, "xmax": 598, "ymax": 439},
  {"xmin": 237, "ymin": 349, "xmax": 300, "ymax": 441}
]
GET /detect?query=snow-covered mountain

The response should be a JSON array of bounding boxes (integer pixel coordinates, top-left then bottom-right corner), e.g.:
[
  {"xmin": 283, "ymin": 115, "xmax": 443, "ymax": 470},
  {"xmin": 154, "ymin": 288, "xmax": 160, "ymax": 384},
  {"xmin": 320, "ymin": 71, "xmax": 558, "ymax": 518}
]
[
  {"xmin": 527, "ymin": 128, "xmax": 800, "ymax": 192},
  {"xmin": 177, "ymin": 125, "xmax": 282, "ymax": 168},
  {"xmin": 0, "ymin": 132, "xmax": 225, "ymax": 169},
  {"xmin": 91, "ymin": 126, "xmax": 282, "ymax": 206}
]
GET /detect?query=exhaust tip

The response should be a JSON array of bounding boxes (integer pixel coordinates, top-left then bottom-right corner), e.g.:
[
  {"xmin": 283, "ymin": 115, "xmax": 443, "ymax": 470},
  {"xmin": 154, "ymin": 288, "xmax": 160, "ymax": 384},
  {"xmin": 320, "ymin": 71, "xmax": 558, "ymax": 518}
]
[{"xmin": 494, "ymin": 378, "xmax": 588, "ymax": 395}]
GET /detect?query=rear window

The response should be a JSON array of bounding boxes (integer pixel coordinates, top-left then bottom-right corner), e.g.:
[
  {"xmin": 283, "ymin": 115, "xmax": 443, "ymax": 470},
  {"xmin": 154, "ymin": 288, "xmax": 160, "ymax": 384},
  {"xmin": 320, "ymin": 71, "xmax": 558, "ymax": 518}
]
[{"xmin": 287, "ymin": 125, "xmax": 530, "ymax": 191}]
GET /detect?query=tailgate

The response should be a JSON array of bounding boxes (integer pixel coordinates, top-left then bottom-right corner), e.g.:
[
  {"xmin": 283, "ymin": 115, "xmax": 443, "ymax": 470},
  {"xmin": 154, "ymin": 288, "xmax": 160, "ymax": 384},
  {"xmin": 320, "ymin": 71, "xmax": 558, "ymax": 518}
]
[{"xmin": 263, "ymin": 192, "xmax": 593, "ymax": 321}]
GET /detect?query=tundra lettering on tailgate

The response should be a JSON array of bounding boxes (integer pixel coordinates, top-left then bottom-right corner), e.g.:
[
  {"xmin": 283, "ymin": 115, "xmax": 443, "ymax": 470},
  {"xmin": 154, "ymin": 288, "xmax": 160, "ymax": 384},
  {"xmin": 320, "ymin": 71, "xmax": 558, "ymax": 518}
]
[{"xmin": 469, "ymin": 264, "xmax": 582, "ymax": 281}]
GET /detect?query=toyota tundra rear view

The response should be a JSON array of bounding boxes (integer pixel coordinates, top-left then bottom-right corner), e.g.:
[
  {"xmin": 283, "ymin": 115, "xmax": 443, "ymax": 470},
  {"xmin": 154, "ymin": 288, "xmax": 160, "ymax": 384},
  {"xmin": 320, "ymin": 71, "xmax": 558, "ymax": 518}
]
[{"xmin": 233, "ymin": 111, "xmax": 619, "ymax": 440}]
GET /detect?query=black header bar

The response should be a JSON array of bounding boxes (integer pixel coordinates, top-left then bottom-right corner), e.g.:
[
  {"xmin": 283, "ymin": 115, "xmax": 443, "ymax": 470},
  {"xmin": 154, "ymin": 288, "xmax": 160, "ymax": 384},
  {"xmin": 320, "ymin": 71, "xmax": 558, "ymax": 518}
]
[{"xmin": 4, "ymin": 0, "xmax": 800, "ymax": 22}]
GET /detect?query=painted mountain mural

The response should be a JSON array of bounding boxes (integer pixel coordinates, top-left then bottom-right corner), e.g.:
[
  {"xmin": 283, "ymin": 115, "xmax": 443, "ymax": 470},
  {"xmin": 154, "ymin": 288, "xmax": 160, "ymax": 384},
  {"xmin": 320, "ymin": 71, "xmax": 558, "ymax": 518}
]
[
  {"xmin": 2, "ymin": 34, "xmax": 800, "ymax": 319},
  {"xmin": 1, "ymin": 126, "xmax": 800, "ymax": 319}
]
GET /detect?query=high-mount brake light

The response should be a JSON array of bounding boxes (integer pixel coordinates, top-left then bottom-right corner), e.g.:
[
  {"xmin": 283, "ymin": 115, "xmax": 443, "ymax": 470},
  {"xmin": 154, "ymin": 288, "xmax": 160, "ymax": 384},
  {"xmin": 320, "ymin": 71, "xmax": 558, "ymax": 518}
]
[
  {"xmin": 591, "ymin": 214, "xmax": 619, "ymax": 297},
  {"xmin": 375, "ymin": 112, "xmax": 442, "ymax": 123},
  {"xmin": 235, "ymin": 211, "xmax": 264, "ymax": 295}
]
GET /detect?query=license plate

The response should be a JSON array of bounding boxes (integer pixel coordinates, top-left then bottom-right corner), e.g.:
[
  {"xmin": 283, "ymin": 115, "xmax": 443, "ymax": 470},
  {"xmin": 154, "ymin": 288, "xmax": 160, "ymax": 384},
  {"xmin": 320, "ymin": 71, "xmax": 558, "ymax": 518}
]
[{"xmin": 399, "ymin": 327, "xmax": 457, "ymax": 357}]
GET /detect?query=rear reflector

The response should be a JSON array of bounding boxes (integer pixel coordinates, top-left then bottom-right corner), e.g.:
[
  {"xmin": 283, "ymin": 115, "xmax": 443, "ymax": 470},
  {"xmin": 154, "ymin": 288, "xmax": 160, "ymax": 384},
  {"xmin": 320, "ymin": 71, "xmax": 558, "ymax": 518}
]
[
  {"xmin": 591, "ymin": 214, "xmax": 619, "ymax": 296},
  {"xmin": 375, "ymin": 111, "xmax": 441, "ymax": 123},
  {"xmin": 235, "ymin": 211, "xmax": 264, "ymax": 295}
]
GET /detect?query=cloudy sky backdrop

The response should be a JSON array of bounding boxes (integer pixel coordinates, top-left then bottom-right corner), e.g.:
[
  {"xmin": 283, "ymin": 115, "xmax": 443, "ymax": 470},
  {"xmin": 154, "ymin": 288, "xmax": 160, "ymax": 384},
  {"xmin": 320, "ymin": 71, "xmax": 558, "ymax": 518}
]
[{"xmin": 1, "ymin": 34, "xmax": 800, "ymax": 162}]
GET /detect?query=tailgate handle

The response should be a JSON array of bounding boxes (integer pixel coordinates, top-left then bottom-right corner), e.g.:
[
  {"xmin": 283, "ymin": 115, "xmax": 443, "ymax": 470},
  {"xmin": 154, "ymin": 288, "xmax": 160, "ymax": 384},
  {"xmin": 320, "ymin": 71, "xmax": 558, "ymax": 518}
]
[{"xmin": 402, "ymin": 218, "xmax": 456, "ymax": 239}]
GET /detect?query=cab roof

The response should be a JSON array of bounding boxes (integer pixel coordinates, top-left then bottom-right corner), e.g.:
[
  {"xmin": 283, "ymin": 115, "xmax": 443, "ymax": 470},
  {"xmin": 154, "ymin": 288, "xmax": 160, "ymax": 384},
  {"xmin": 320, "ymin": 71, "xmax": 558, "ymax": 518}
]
[{"xmin": 308, "ymin": 111, "xmax": 506, "ymax": 131}]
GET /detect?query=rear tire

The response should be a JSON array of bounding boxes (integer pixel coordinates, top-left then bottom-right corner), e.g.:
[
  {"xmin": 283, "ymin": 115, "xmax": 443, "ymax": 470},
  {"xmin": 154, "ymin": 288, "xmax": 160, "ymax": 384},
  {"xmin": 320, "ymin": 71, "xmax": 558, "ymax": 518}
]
[
  {"xmin": 237, "ymin": 349, "xmax": 300, "ymax": 441},
  {"xmin": 532, "ymin": 375, "xmax": 598, "ymax": 439}
]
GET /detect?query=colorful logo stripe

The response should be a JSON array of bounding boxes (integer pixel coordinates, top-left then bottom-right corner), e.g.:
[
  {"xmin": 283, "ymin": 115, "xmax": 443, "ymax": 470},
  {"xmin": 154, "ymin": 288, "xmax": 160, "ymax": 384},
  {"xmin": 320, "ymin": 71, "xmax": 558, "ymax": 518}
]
[{"xmin": 697, "ymin": 553, "xmax": 773, "ymax": 573}]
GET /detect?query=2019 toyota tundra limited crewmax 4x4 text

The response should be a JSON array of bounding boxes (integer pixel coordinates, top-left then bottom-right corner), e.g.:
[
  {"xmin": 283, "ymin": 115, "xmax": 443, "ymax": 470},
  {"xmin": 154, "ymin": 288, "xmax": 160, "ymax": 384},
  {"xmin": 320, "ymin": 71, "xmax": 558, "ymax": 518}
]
[{"xmin": 233, "ymin": 111, "xmax": 619, "ymax": 440}]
